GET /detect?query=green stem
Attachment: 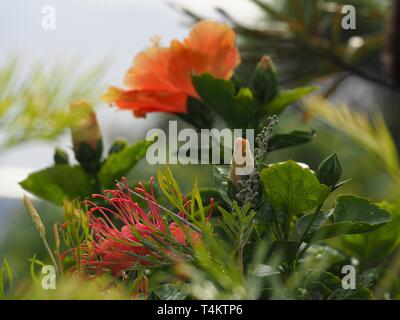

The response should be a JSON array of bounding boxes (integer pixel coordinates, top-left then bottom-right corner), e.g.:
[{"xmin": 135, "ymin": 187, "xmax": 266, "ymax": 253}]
[
  {"xmin": 284, "ymin": 213, "xmax": 291, "ymax": 240},
  {"xmin": 43, "ymin": 238, "xmax": 60, "ymax": 275},
  {"xmin": 295, "ymin": 204, "xmax": 323, "ymax": 260}
]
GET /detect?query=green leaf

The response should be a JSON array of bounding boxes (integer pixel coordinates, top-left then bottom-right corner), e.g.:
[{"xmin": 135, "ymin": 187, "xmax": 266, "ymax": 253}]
[
  {"xmin": 20, "ymin": 165, "xmax": 96, "ymax": 205},
  {"xmin": 99, "ymin": 139, "xmax": 154, "ymax": 189},
  {"xmin": 262, "ymin": 86, "xmax": 319, "ymax": 115},
  {"xmin": 307, "ymin": 270, "xmax": 374, "ymax": 299},
  {"xmin": 266, "ymin": 240, "xmax": 299, "ymax": 265},
  {"xmin": 333, "ymin": 195, "xmax": 392, "ymax": 233},
  {"xmin": 306, "ymin": 222, "xmax": 353, "ymax": 242},
  {"xmin": 192, "ymin": 74, "xmax": 258, "ymax": 128},
  {"xmin": 260, "ymin": 160, "xmax": 329, "ymax": 215},
  {"xmin": 297, "ymin": 210, "xmax": 329, "ymax": 235},
  {"xmin": 268, "ymin": 130, "xmax": 315, "ymax": 152},
  {"xmin": 306, "ymin": 195, "xmax": 392, "ymax": 241},
  {"xmin": 317, "ymin": 153, "xmax": 342, "ymax": 188},
  {"xmin": 177, "ymin": 96, "xmax": 213, "ymax": 129}
]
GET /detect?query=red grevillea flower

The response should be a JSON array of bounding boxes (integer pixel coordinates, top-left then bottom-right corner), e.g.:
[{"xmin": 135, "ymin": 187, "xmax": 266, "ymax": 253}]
[
  {"xmin": 102, "ymin": 20, "xmax": 240, "ymax": 117},
  {"xmin": 78, "ymin": 178, "xmax": 211, "ymax": 277}
]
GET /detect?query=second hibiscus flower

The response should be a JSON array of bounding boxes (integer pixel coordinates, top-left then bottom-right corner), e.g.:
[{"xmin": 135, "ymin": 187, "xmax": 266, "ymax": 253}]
[{"xmin": 103, "ymin": 20, "xmax": 240, "ymax": 117}]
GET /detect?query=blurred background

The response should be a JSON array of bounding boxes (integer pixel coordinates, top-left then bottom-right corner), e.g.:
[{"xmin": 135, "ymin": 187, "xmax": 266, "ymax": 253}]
[{"xmin": 1, "ymin": 0, "xmax": 399, "ymax": 289}]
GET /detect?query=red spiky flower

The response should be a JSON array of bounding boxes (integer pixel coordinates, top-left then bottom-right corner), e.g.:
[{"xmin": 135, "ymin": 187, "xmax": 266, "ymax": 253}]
[{"xmin": 75, "ymin": 178, "xmax": 211, "ymax": 277}]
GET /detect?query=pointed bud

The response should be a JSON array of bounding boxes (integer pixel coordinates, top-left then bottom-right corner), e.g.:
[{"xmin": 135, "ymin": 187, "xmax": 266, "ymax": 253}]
[
  {"xmin": 70, "ymin": 101, "xmax": 103, "ymax": 172},
  {"xmin": 228, "ymin": 138, "xmax": 254, "ymax": 187},
  {"xmin": 108, "ymin": 138, "xmax": 128, "ymax": 155},
  {"xmin": 317, "ymin": 153, "xmax": 342, "ymax": 188},
  {"xmin": 54, "ymin": 147, "xmax": 69, "ymax": 165},
  {"xmin": 251, "ymin": 55, "xmax": 279, "ymax": 103}
]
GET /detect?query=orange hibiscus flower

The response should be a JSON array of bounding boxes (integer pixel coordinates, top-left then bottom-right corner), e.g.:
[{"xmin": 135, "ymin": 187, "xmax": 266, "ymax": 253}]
[{"xmin": 102, "ymin": 20, "xmax": 240, "ymax": 117}]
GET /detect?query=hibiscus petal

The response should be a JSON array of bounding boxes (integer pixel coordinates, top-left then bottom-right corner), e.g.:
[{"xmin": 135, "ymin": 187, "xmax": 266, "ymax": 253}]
[
  {"xmin": 183, "ymin": 20, "xmax": 241, "ymax": 79},
  {"xmin": 105, "ymin": 88, "xmax": 187, "ymax": 117}
]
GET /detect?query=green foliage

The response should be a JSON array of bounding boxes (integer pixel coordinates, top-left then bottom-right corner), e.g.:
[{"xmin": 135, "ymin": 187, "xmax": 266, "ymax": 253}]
[
  {"xmin": 10, "ymin": 38, "xmax": 400, "ymax": 299},
  {"xmin": 260, "ymin": 86, "xmax": 318, "ymax": 115},
  {"xmin": 192, "ymin": 74, "xmax": 258, "ymax": 128},
  {"xmin": 99, "ymin": 138, "xmax": 155, "ymax": 189},
  {"xmin": 20, "ymin": 100, "xmax": 155, "ymax": 205},
  {"xmin": 0, "ymin": 56, "xmax": 108, "ymax": 148},
  {"xmin": 0, "ymin": 259, "xmax": 13, "ymax": 299},
  {"xmin": 192, "ymin": 73, "xmax": 317, "ymax": 129},
  {"xmin": 260, "ymin": 160, "xmax": 329, "ymax": 215},
  {"xmin": 331, "ymin": 202, "xmax": 400, "ymax": 268},
  {"xmin": 305, "ymin": 196, "xmax": 391, "ymax": 241},
  {"xmin": 20, "ymin": 166, "xmax": 96, "ymax": 205},
  {"xmin": 268, "ymin": 129, "xmax": 316, "ymax": 152},
  {"xmin": 305, "ymin": 271, "xmax": 374, "ymax": 300},
  {"xmin": 20, "ymin": 136, "xmax": 153, "ymax": 205},
  {"xmin": 303, "ymin": 96, "xmax": 400, "ymax": 185}
]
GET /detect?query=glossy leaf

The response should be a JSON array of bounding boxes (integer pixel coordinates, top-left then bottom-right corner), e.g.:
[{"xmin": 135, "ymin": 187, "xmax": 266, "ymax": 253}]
[
  {"xmin": 260, "ymin": 160, "xmax": 329, "ymax": 215},
  {"xmin": 333, "ymin": 195, "xmax": 392, "ymax": 232},
  {"xmin": 99, "ymin": 139, "xmax": 154, "ymax": 188},
  {"xmin": 20, "ymin": 165, "xmax": 95, "ymax": 205},
  {"xmin": 306, "ymin": 195, "xmax": 392, "ymax": 241},
  {"xmin": 297, "ymin": 210, "xmax": 329, "ymax": 235},
  {"xmin": 192, "ymin": 73, "xmax": 258, "ymax": 128}
]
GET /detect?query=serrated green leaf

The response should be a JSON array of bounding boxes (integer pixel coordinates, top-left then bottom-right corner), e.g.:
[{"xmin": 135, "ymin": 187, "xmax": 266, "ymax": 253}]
[
  {"xmin": 306, "ymin": 196, "xmax": 392, "ymax": 241},
  {"xmin": 334, "ymin": 195, "xmax": 391, "ymax": 233},
  {"xmin": 20, "ymin": 165, "xmax": 95, "ymax": 205},
  {"xmin": 260, "ymin": 160, "xmax": 329, "ymax": 215},
  {"xmin": 99, "ymin": 139, "xmax": 154, "ymax": 188}
]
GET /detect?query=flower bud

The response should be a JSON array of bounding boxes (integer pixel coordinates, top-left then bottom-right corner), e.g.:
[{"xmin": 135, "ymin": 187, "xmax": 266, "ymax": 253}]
[
  {"xmin": 228, "ymin": 138, "xmax": 254, "ymax": 187},
  {"xmin": 251, "ymin": 55, "xmax": 279, "ymax": 103},
  {"xmin": 317, "ymin": 153, "xmax": 342, "ymax": 188},
  {"xmin": 70, "ymin": 101, "xmax": 103, "ymax": 173},
  {"xmin": 54, "ymin": 147, "xmax": 69, "ymax": 165},
  {"xmin": 108, "ymin": 138, "xmax": 128, "ymax": 155}
]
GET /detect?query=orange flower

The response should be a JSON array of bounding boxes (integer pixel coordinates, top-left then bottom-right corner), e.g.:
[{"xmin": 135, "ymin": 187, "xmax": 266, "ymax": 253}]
[{"xmin": 102, "ymin": 20, "xmax": 240, "ymax": 117}]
